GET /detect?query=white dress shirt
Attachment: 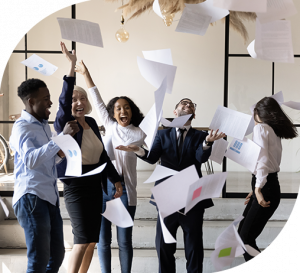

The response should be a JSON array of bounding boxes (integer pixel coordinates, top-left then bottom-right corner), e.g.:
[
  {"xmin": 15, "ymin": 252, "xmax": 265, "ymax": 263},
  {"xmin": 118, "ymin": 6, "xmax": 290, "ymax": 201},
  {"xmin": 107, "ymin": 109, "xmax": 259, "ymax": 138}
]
[
  {"xmin": 252, "ymin": 123, "xmax": 281, "ymax": 188},
  {"xmin": 88, "ymin": 86, "xmax": 146, "ymax": 206}
]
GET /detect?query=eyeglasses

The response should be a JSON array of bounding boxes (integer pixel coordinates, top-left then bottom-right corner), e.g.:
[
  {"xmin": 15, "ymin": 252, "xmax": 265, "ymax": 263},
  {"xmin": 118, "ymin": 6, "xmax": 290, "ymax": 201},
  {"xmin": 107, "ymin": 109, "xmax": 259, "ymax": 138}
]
[{"xmin": 180, "ymin": 100, "xmax": 197, "ymax": 109}]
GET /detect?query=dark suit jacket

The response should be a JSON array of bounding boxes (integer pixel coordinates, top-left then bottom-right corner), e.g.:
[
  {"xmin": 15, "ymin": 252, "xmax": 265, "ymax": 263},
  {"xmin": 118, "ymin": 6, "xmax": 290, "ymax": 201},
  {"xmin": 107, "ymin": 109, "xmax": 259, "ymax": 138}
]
[
  {"xmin": 54, "ymin": 76, "xmax": 120, "ymax": 193},
  {"xmin": 138, "ymin": 127, "xmax": 214, "ymax": 209}
]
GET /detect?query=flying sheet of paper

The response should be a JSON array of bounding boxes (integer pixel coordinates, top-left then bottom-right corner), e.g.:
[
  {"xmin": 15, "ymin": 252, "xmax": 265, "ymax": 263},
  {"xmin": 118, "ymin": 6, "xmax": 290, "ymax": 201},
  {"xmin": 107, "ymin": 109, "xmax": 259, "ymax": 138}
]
[
  {"xmin": 0, "ymin": 196, "xmax": 9, "ymax": 218},
  {"xmin": 213, "ymin": 0, "xmax": 267, "ymax": 13},
  {"xmin": 151, "ymin": 165, "xmax": 199, "ymax": 219},
  {"xmin": 209, "ymin": 106, "xmax": 252, "ymax": 140},
  {"xmin": 52, "ymin": 134, "xmax": 82, "ymax": 176},
  {"xmin": 57, "ymin": 17, "xmax": 103, "ymax": 47},
  {"xmin": 185, "ymin": 0, "xmax": 229, "ymax": 23},
  {"xmin": 282, "ymin": 101, "xmax": 300, "ymax": 110},
  {"xmin": 250, "ymin": 91, "xmax": 284, "ymax": 114},
  {"xmin": 225, "ymin": 137, "xmax": 261, "ymax": 173},
  {"xmin": 159, "ymin": 211, "xmax": 176, "ymax": 243},
  {"xmin": 21, "ymin": 54, "xmax": 58, "ymax": 76},
  {"xmin": 58, "ymin": 163, "xmax": 107, "ymax": 180},
  {"xmin": 102, "ymin": 198, "xmax": 134, "ymax": 228},
  {"xmin": 144, "ymin": 165, "xmax": 178, "ymax": 183},
  {"xmin": 175, "ymin": 7, "xmax": 212, "ymax": 36},
  {"xmin": 248, "ymin": 19, "xmax": 294, "ymax": 63},
  {"xmin": 153, "ymin": 0, "xmax": 164, "ymax": 18},
  {"xmin": 160, "ymin": 114, "xmax": 192, "ymax": 128},
  {"xmin": 256, "ymin": 0, "xmax": 297, "ymax": 24},
  {"xmin": 137, "ymin": 56, "xmax": 177, "ymax": 94},
  {"xmin": 245, "ymin": 117, "xmax": 255, "ymax": 136},
  {"xmin": 143, "ymin": 49, "xmax": 173, "ymax": 66},
  {"xmin": 209, "ymin": 138, "xmax": 229, "ymax": 164},
  {"xmin": 185, "ymin": 172, "xmax": 227, "ymax": 214}
]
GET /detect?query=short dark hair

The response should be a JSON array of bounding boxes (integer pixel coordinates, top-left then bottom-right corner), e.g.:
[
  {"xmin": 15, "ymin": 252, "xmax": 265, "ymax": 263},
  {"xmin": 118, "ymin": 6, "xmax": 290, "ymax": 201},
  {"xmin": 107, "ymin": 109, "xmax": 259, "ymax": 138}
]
[
  {"xmin": 175, "ymin": 98, "xmax": 193, "ymax": 109},
  {"xmin": 254, "ymin": 97, "xmax": 298, "ymax": 139},
  {"xmin": 17, "ymin": 79, "xmax": 47, "ymax": 101},
  {"xmin": 106, "ymin": 96, "xmax": 144, "ymax": 127}
]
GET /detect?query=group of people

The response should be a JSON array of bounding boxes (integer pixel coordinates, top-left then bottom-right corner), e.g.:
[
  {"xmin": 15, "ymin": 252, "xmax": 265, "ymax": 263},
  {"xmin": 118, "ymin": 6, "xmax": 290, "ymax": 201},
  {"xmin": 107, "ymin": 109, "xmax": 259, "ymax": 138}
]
[{"xmin": 9, "ymin": 42, "xmax": 298, "ymax": 273}]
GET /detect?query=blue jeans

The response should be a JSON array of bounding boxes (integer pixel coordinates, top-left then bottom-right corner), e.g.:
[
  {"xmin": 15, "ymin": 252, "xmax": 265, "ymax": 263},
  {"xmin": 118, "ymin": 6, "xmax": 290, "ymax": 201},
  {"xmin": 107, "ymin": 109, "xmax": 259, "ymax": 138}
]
[
  {"xmin": 97, "ymin": 181, "xmax": 136, "ymax": 273},
  {"xmin": 14, "ymin": 193, "xmax": 65, "ymax": 273}
]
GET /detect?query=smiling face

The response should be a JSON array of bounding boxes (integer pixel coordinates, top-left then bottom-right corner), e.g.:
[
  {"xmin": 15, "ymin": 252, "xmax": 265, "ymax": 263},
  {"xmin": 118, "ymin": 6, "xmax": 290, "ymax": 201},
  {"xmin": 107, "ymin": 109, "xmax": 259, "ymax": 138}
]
[
  {"xmin": 72, "ymin": 90, "xmax": 88, "ymax": 118},
  {"xmin": 113, "ymin": 98, "xmax": 132, "ymax": 127},
  {"xmin": 30, "ymin": 87, "xmax": 52, "ymax": 121},
  {"xmin": 173, "ymin": 99, "xmax": 196, "ymax": 120}
]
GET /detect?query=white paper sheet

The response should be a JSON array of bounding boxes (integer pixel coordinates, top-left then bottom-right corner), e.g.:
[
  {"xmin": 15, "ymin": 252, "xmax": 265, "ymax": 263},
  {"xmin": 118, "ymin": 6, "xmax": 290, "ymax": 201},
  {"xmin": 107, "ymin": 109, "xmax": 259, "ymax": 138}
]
[
  {"xmin": 244, "ymin": 244, "xmax": 261, "ymax": 257},
  {"xmin": 159, "ymin": 211, "xmax": 177, "ymax": 243},
  {"xmin": 160, "ymin": 114, "xmax": 192, "ymax": 128},
  {"xmin": 184, "ymin": 172, "xmax": 227, "ymax": 214},
  {"xmin": 0, "ymin": 196, "xmax": 9, "ymax": 217},
  {"xmin": 102, "ymin": 198, "xmax": 134, "ymax": 228},
  {"xmin": 282, "ymin": 101, "xmax": 300, "ymax": 110},
  {"xmin": 185, "ymin": 0, "xmax": 229, "ymax": 23},
  {"xmin": 175, "ymin": 7, "xmax": 212, "ymax": 36},
  {"xmin": 213, "ymin": 0, "xmax": 267, "ymax": 13},
  {"xmin": 137, "ymin": 56, "xmax": 177, "ymax": 94},
  {"xmin": 21, "ymin": 54, "xmax": 58, "ymax": 76},
  {"xmin": 248, "ymin": 19, "xmax": 294, "ymax": 63},
  {"xmin": 143, "ymin": 49, "xmax": 173, "ymax": 66},
  {"xmin": 245, "ymin": 117, "xmax": 255, "ymax": 136},
  {"xmin": 153, "ymin": 0, "xmax": 164, "ymax": 18},
  {"xmin": 58, "ymin": 163, "xmax": 107, "ymax": 179},
  {"xmin": 57, "ymin": 17, "xmax": 103, "ymax": 47},
  {"xmin": 209, "ymin": 138, "xmax": 228, "ymax": 164},
  {"xmin": 225, "ymin": 137, "xmax": 261, "ymax": 173},
  {"xmin": 52, "ymin": 134, "xmax": 82, "ymax": 176},
  {"xmin": 151, "ymin": 165, "xmax": 199, "ymax": 219},
  {"xmin": 257, "ymin": 0, "xmax": 297, "ymax": 24},
  {"xmin": 144, "ymin": 165, "xmax": 178, "ymax": 183},
  {"xmin": 209, "ymin": 106, "xmax": 252, "ymax": 140}
]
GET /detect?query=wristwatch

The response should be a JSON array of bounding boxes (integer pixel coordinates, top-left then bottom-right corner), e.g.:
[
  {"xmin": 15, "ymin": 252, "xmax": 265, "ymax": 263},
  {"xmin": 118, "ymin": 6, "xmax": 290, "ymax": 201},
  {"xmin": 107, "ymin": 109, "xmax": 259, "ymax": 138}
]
[{"xmin": 205, "ymin": 140, "xmax": 214, "ymax": 147}]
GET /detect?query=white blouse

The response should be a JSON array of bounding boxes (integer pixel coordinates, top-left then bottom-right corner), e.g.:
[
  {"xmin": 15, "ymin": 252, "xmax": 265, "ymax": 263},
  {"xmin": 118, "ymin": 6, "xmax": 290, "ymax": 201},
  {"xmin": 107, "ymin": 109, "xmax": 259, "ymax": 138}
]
[
  {"xmin": 252, "ymin": 123, "xmax": 282, "ymax": 188},
  {"xmin": 88, "ymin": 86, "xmax": 146, "ymax": 206}
]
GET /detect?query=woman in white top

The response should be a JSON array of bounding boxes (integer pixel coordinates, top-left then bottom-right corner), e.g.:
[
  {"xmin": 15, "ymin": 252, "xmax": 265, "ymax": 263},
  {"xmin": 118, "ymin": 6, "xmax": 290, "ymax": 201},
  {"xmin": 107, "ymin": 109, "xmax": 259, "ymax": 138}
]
[
  {"xmin": 75, "ymin": 61, "xmax": 146, "ymax": 273},
  {"xmin": 238, "ymin": 96, "xmax": 298, "ymax": 261}
]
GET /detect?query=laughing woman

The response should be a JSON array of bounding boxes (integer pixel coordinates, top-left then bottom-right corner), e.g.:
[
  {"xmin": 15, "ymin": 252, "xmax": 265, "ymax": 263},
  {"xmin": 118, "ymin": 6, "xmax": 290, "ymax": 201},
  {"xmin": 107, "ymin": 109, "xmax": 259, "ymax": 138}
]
[
  {"xmin": 75, "ymin": 60, "xmax": 145, "ymax": 273},
  {"xmin": 54, "ymin": 42, "xmax": 122, "ymax": 273},
  {"xmin": 238, "ymin": 96, "xmax": 298, "ymax": 261}
]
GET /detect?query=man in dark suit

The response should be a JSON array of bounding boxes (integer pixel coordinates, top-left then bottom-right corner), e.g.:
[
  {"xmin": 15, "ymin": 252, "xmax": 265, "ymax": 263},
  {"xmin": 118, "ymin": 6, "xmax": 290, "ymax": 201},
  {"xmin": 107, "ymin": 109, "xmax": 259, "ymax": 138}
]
[{"xmin": 117, "ymin": 98, "xmax": 225, "ymax": 273}]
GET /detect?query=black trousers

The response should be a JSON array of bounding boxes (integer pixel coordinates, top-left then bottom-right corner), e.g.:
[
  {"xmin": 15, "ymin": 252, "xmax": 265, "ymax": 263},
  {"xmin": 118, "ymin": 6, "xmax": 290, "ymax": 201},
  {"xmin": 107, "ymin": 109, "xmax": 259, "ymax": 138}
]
[
  {"xmin": 238, "ymin": 173, "xmax": 281, "ymax": 261},
  {"xmin": 156, "ymin": 203, "xmax": 205, "ymax": 273}
]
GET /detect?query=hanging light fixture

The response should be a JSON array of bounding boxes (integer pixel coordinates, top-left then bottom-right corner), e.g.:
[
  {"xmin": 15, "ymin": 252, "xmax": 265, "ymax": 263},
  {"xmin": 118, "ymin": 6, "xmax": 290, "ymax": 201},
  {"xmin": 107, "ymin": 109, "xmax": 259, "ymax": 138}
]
[
  {"xmin": 161, "ymin": 9, "xmax": 174, "ymax": 27},
  {"xmin": 115, "ymin": 0, "xmax": 129, "ymax": 43}
]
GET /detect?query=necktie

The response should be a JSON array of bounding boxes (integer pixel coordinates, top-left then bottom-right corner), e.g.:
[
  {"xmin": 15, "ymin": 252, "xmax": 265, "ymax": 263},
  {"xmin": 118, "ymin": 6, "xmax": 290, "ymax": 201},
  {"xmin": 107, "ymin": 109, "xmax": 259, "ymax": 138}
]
[{"xmin": 177, "ymin": 128, "xmax": 186, "ymax": 159}]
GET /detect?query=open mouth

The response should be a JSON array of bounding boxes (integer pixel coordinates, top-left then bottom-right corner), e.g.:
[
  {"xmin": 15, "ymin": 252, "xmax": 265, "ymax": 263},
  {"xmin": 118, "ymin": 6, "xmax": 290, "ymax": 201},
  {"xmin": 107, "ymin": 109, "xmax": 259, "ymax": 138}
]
[
  {"xmin": 76, "ymin": 108, "xmax": 84, "ymax": 113},
  {"xmin": 46, "ymin": 107, "xmax": 51, "ymax": 115},
  {"xmin": 120, "ymin": 116, "xmax": 128, "ymax": 124}
]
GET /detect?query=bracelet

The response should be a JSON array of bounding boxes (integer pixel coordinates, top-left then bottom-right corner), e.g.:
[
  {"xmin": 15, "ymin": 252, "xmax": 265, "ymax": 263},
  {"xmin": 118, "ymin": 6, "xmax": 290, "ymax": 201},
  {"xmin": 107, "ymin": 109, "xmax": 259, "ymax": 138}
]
[{"xmin": 205, "ymin": 141, "xmax": 213, "ymax": 147}]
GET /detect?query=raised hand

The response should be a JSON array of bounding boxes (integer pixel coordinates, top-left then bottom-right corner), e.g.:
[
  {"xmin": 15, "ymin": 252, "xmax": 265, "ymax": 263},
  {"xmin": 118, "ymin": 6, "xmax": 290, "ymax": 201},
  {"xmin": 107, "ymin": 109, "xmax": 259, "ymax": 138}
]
[
  {"xmin": 60, "ymin": 41, "xmax": 76, "ymax": 64},
  {"xmin": 115, "ymin": 144, "xmax": 139, "ymax": 152},
  {"xmin": 63, "ymin": 120, "xmax": 80, "ymax": 136},
  {"xmin": 75, "ymin": 60, "xmax": 88, "ymax": 76},
  {"xmin": 206, "ymin": 129, "xmax": 226, "ymax": 143}
]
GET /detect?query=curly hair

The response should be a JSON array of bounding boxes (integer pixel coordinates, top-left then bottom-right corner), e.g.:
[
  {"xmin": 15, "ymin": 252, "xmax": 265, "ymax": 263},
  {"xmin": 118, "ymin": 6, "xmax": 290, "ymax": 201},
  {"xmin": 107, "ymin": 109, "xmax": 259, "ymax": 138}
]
[
  {"xmin": 106, "ymin": 96, "xmax": 144, "ymax": 127},
  {"xmin": 18, "ymin": 79, "xmax": 47, "ymax": 101},
  {"xmin": 254, "ymin": 97, "xmax": 298, "ymax": 139}
]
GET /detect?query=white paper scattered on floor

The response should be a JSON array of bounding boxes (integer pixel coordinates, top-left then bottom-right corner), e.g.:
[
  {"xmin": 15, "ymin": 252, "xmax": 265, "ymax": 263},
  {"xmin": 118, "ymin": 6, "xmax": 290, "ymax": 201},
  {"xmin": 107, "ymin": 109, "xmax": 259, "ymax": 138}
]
[
  {"xmin": 248, "ymin": 19, "xmax": 294, "ymax": 63},
  {"xmin": 209, "ymin": 138, "xmax": 229, "ymax": 164},
  {"xmin": 52, "ymin": 134, "xmax": 82, "ymax": 176},
  {"xmin": 153, "ymin": 0, "xmax": 164, "ymax": 18},
  {"xmin": 151, "ymin": 165, "xmax": 199, "ymax": 219},
  {"xmin": 256, "ymin": 0, "xmax": 297, "ymax": 24},
  {"xmin": 184, "ymin": 172, "xmax": 227, "ymax": 214},
  {"xmin": 225, "ymin": 137, "xmax": 261, "ymax": 173},
  {"xmin": 102, "ymin": 198, "xmax": 134, "ymax": 228},
  {"xmin": 175, "ymin": 7, "xmax": 212, "ymax": 36},
  {"xmin": 144, "ymin": 165, "xmax": 178, "ymax": 184},
  {"xmin": 57, "ymin": 17, "xmax": 103, "ymax": 47},
  {"xmin": 137, "ymin": 56, "xmax": 177, "ymax": 94},
  {"xmin": 213, "ymin": 0, "xmax": 267, "ymax": 13},
  {"xmin": 209, "ymin": 106, "xmax": 252, "ymax": 140},
  {"xmin": 58, "ymin": 163, "xmax": 107, "ymax": 179},
  {"xmin": 143, "ymin": 49, "xmax": 173, "ymax": 66},
  {"xmin": 0, "ymin": 196, "xmax": 9, "ymax": 217},
  {"xmin": 186, "ymin": 0, "xmax": 229, "ymax": 23},
  {"xmin": 21, "ymin": 54, "xmax": 58, "ymax": 76},
  {"xmin": 160, "ymin": 114, "xmax": 192, "ymax": 128},
  {"xmin": 159, "ymin": 211, "xmax": 177, "ymax": 243},
  {"xmin": 282, "ymin": 101, "xmax": 300, "ymax": 110}
]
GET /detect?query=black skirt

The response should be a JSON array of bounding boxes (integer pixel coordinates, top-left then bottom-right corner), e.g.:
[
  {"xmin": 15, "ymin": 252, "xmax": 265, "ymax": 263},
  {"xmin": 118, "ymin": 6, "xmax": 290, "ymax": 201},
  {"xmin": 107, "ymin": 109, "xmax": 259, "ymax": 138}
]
[{"xmin": 64, "ymin": 164, "xmax": 103, "ymax": 244}]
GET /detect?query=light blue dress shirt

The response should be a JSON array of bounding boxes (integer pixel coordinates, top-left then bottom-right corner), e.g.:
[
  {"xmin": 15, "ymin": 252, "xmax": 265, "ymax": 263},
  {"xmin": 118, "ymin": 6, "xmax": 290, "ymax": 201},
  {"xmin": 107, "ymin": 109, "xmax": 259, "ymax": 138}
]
[{"xmin": 10, "ymin": 110, "xmax": 61, "ymax": 206}]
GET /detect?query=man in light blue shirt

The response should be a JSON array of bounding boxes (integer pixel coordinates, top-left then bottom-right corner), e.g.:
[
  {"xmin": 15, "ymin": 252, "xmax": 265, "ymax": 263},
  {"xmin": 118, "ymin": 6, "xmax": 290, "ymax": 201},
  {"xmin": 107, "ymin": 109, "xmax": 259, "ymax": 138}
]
[{"xmin": 10, "ymin": 78, "xmax": 79, "ymax": 273}]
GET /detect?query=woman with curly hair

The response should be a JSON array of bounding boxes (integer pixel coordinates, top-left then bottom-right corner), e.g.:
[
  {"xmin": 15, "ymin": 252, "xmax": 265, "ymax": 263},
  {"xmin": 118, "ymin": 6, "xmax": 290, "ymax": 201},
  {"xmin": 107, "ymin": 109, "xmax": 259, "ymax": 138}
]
[
  {"xmin": 238, "ymin": 96, "xmax": 298, "ymax": 261},
  {"xmin": 75, "ymin": 60, "xmax": 145, "ymax": 273}
]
